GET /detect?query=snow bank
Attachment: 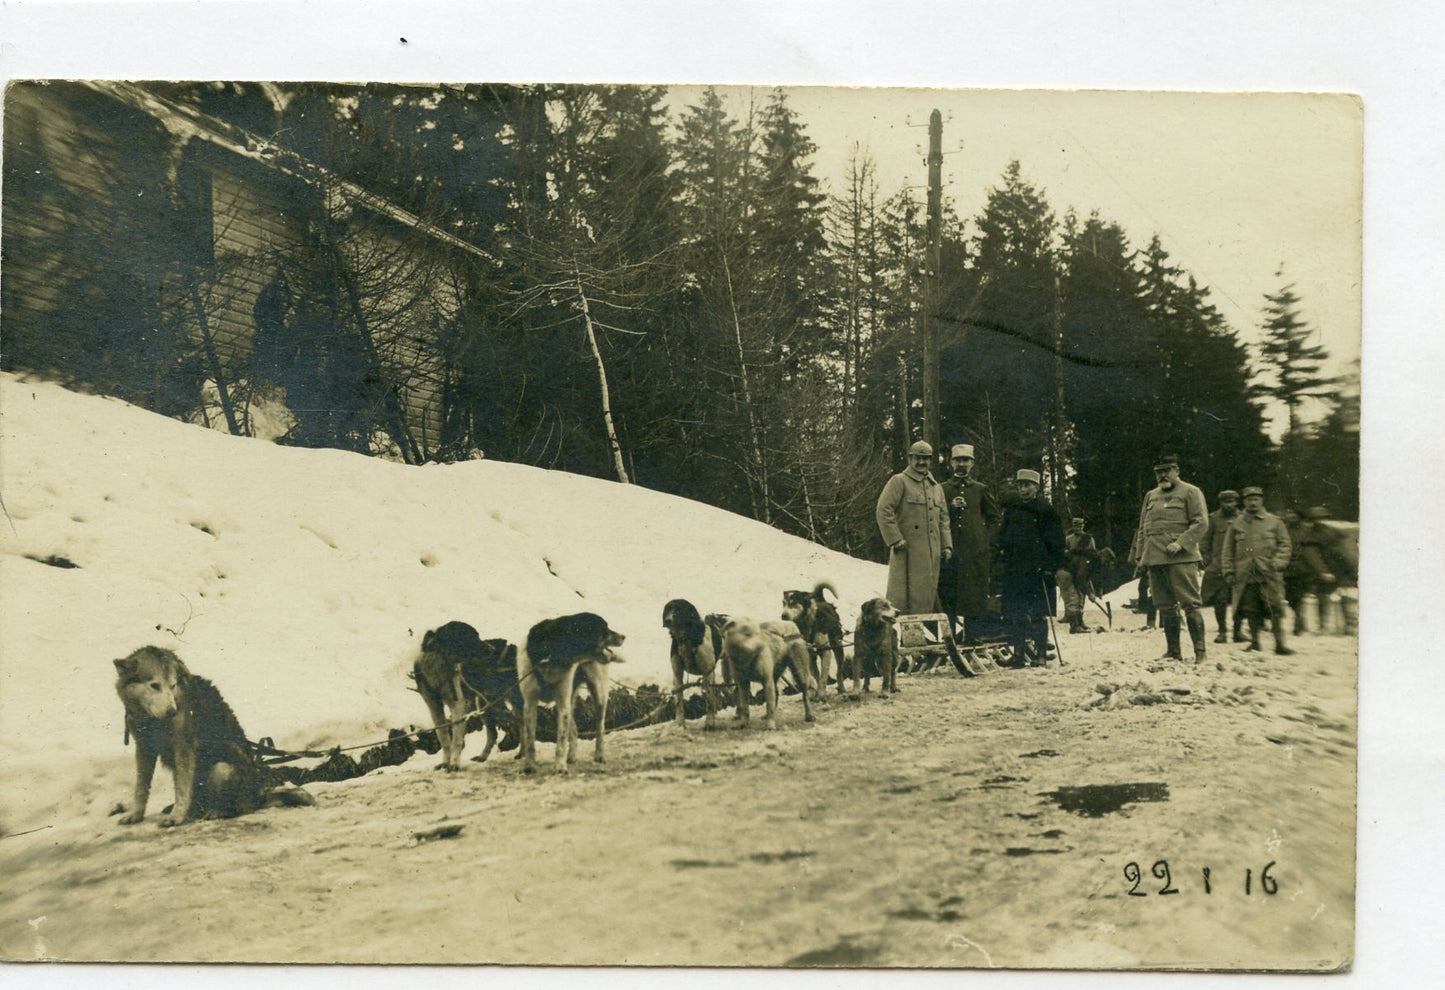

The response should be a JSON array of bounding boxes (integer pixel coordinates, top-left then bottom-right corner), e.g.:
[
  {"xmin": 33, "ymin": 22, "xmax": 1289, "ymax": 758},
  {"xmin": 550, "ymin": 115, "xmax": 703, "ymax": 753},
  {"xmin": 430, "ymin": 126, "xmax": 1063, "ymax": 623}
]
[{"xmin": 0, "ymin": 373, "xmax": 885, "ymax": 828}]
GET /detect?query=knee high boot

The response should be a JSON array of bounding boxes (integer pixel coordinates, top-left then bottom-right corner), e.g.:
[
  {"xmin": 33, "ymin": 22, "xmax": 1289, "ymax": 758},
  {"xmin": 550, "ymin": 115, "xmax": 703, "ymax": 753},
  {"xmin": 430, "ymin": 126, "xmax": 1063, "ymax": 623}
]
[
  {"xmin": 1185, "ymin": 611, "xmax": 1207, "ymax": 662},
  {"xmin": 1213, "ymin": 603, "xmax": 1228, "ymax": 643},
  {"xmin": 1273, "ymin": 614, "xmax": 1296, "ymax": 656},
  {"xmin": 1007, "ymin": 619, "xmax": 1029, "ymax": 669},
  {"xmin": 1245, "ymin": 615, "xmax": 1263, "ymax": 651},
  {"xmin": 1232, "ymin": 610, "xmax": 1247, "ymax": 642},
  {"xmin": 1158, "ymin": 612, "xmax": 1182, "ymax": 660},
  {"xmin": 1032, "ymin": 618, "xmax": 1053, "ymax": 666}
]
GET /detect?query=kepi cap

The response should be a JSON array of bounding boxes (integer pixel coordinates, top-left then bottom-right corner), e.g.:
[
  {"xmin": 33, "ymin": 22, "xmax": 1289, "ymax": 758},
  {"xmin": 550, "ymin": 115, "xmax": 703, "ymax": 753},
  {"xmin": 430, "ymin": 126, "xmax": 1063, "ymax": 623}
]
[
  {"xmin": 1071, "ymin": 517, "xmax": 1086, "ymax": 527},
  {"xmin": 950, "ymin": 444, "xmax": 975, "ymax": 459},
  {"xmin": 1241, "ymin": 486, "xmax": 1264, "ymax": 498},
  {"xmin": 1015, "ymin": 469, "xmax": 1041, "ymax": 485},
  {"xmin": 1218, "ymin": 489, "xmax": 1240, "ymax": 500},
  {"xmin": 1306, "ymin": 505, "xmax": 1330, "ymax": 519},
  {"xmin": 908, "ymin": 441, "xmax": 933, "ymax": 457}
]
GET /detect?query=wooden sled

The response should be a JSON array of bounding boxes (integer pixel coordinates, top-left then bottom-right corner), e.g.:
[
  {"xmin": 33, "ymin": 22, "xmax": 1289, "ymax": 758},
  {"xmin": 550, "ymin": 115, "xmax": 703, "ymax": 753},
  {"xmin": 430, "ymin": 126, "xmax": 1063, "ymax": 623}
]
[{"xmin": 895, "ymin": 613, "xmax": 991, "ymax": 677}]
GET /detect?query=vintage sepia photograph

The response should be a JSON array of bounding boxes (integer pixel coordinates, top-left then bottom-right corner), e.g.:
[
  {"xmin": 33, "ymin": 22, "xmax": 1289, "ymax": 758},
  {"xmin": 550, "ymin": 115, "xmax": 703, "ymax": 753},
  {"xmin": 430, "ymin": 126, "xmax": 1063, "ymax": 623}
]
[{"xmin": 0, "ymin": 75, "xmax": 1362, "ymax": 972}]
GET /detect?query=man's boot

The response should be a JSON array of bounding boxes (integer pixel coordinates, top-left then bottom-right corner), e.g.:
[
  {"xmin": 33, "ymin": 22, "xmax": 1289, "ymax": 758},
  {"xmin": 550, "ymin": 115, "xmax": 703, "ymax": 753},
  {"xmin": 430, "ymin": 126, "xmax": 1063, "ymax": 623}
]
[
  {"xmin": 1006, "ymin": 621, "xmax": 1029, "ymax": 669},
  {"xmin": 1185, "ymin": 611, "xmax": 1207, "ymax": 662},
  {"xmin": 1029, "ymin": 618, "xmax": 1053, "ymax": 667},
  {"xmin": 1232, "ymin": 611, "xmax": 1247, "ymax": 643},
  {"xmin": 1244, "ymin": 616, "xmax": 1263, "ymax": 652},
  {"xmin": 1213, "ymin": 604, "xmax": 1228, "ymax": 643},
  {"xmin": 1158, "ymin": 612, "xmax": 1183, "ymax": 660},
  {"xmin": 1069, "ymin": 610, "xmax": 1085, "ymax": 634},
  {"xmin": 1293, "ymin": 606, "xmax": 1306, "ymax": 637},
  {"xmin": 1272, "ymin": 614, "xmax": 1296, "ymax": 656}
]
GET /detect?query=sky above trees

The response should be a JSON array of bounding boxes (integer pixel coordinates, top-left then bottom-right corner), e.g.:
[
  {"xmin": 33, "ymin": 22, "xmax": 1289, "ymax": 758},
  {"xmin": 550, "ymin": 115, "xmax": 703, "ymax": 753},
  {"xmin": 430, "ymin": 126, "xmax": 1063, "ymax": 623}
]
[{"xmin": 668, "ymin": 87, "xmax": 1361, "ymax": 434}]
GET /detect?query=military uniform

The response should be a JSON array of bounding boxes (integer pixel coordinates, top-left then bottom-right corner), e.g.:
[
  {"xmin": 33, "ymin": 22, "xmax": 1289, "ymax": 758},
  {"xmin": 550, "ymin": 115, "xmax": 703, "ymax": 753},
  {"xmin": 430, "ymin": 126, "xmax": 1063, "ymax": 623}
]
[
  {"xmin": 1056, "ymin": 522, "xmax": 1097, "ymax": 634},
  {"xmin": 1200, "ymin": 492, "xmax": 1244, "ymax": 642},
  {"xmin": 877, "ymin": 457, "xmax": 953, "ymax": 614},
  {"xmin": 1222, "ymin": 494, "xmax": 1293, "ymax": 654},
  {"xmin": 997, "ymin": 470, "xmax": 1065, "ymax": 666},
  {"xmin": 1130, "ymin": 463, "xmax": 1209, "ymax": 661},
  {"xmin": 939, "ymin": 474, "xmax": 1000, "ymax": 638}
]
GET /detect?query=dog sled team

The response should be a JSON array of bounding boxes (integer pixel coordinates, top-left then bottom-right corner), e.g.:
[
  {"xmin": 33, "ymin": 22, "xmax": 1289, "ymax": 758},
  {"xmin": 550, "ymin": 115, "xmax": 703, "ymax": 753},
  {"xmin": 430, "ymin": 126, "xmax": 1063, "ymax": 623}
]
[
  {"xmin": 109, "ymin": 444, "xmax": 1355, "ymax": 827},
  {"xmin": 109, "ymin": 582, "xmax": 907, "ymax": 827}
]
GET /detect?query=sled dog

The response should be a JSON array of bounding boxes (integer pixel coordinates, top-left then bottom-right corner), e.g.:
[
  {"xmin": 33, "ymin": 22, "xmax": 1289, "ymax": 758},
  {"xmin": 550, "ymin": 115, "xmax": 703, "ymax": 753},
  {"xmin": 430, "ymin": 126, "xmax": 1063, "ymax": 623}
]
[{"xmin": 113, "ymin": 646, "xmax": 313, "ymax": 826}]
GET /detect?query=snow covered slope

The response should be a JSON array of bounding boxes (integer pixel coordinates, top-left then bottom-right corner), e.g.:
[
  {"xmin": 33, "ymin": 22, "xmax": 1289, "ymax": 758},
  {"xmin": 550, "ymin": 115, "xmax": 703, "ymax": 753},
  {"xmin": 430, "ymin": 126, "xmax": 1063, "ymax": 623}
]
[{"xmin": 0, "ymin": 373, "xmax": 885, "ymax": 828}]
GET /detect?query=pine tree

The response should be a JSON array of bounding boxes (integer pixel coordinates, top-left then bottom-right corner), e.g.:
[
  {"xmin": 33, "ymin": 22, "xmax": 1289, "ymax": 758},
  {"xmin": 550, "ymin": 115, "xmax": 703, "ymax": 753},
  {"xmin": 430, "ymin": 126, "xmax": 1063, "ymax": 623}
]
[
  {"xmin": 1253, "ymin": 271, "xmax": 1337, "ymax": 436},
  {"xmin": 939, "ymin": 160, "xmax": 1061, "ymax": 479}
]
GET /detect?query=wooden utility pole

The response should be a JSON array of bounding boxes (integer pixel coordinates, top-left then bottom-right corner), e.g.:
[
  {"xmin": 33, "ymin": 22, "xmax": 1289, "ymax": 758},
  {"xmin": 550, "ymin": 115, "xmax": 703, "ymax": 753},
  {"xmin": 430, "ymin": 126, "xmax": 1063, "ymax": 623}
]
[{"xmin": 923, "ymin": 109, "xmax": 943, "ymax": 455}]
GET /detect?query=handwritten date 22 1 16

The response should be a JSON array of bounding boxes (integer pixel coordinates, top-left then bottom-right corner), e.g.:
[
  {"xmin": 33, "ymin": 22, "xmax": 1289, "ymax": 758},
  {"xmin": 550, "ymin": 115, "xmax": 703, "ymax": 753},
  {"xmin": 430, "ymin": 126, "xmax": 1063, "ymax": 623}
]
[{"xmin": 1124, "ymin": 860, "xmax": 1278, "ymax": 897}]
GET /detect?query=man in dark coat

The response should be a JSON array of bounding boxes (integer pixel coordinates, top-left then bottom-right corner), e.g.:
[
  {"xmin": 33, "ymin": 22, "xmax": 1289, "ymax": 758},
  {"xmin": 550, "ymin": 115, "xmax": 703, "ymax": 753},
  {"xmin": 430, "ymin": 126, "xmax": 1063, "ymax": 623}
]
[
  {"xmin": 1201, "ymin": 489, "xmax": 1244, "ymax": 643},
  {"xmin": 996, "ymin": 469, "xmax": 1065, "ymax": 667},
  {"xmin": 1130, "ymin": 455, "xmax": 1210, "ymax": 662},
  {"xmin": 939, "ymin": 443, "xmax": 1001, "ymax": 644}
]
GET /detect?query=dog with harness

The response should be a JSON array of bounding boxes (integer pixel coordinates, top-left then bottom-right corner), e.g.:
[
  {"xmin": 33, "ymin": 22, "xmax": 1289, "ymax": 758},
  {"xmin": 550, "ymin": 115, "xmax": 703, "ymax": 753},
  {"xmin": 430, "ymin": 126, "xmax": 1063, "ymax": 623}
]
[
  {"xmin": 781, "ymin": 580, "xmax": 846, "ymax": 698},
  {"xmin": 517, "ymin": 612, "xmax": 625, "ymax": 775},
  {"xmin": 662, "ymin": 599, "xmax": 724, "ymax": 729},
  {"xmin": 413, "ymin": 621, "xmax": 522, "ymax": 771},
  {"xmin": 719, "ymin": 617, "xmax": 816, "ymax": 730}
]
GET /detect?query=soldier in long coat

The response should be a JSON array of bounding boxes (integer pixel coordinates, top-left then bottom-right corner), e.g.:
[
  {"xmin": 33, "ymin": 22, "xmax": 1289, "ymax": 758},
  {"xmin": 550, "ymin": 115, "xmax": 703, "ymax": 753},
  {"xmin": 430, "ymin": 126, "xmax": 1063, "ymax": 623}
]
[
  {"xmin": 876, "ymin": 441, "xmax": 953, "ymax": 614},
  {"xmin": 1130, "ymin": 455, "xmax": 1210, "ymax": 662},
  {"xmin": 1200, "ymin": 489, "xmax": 1244, "ymax": 643},
  {"xmin": 938, "ymin": 443, "xmax": 1001, "ymax": 643},
  {"xmin": 1221, "ymin": 486, "xmax": 1294, "ymax": 655}
]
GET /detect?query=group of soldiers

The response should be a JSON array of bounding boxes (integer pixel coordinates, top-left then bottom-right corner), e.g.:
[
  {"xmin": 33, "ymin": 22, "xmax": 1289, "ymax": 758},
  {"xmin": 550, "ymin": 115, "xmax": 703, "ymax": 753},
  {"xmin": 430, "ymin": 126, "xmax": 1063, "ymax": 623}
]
[
  {"xmin": 875, "ymin": 443, "xmax": 1355, "ymax": 669},
  {"xmin": 874, "ymin": 440, "xmax": 1071, "ymax": 667}
]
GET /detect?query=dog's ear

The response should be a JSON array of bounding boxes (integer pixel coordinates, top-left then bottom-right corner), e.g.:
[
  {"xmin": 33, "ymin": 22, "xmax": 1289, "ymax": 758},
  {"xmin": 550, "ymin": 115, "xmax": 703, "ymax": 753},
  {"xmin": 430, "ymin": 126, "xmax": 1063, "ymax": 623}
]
[
  {"xmin": 422, "ymin": 629, "xmax": 437, "ymax": 652},
  {"xmin": 114, "ymin": 655, "xmax": 135, "ymax": 677}
]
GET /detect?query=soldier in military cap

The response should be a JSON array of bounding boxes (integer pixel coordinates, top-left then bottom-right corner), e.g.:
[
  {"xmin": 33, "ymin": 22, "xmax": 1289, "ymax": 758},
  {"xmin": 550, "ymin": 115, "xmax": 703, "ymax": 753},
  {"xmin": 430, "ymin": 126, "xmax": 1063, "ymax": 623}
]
[
  {"xmin": 876, "ymin": 440, "xmax": 953, "ymax": 614},
  {"xmin": 938, "ymin": 443, "xmax": 1001, "ymax": 643},
  {"xmin": 997, "ymin": 469, "xmax": 1066, "ymax": 666},
  {"xmin": 1201, "ymin": 489, "xmax": 1245, "ymax": 643},
  {"xmin": 1057, "ymin": 516, "xmax": 1099, "ymax": 634},
  {"xmin": 1129, "ymin": 455, "xmax": 1210, "ymax": 662},
  {"xmin": 1222, "ymin": 486, "xmax": 1295, "ymax": 655}
]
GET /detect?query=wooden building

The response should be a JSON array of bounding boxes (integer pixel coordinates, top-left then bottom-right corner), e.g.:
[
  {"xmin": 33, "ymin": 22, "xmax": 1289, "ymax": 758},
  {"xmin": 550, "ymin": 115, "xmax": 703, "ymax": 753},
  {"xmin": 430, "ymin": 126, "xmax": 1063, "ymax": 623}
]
[{"xmin": 2, "ymin": 80, "xmax": 486, "ymax": 459}]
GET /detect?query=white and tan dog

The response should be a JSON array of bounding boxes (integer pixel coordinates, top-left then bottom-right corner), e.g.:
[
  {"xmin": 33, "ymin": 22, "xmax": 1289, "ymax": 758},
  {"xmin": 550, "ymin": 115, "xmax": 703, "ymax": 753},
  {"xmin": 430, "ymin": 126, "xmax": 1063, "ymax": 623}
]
[
  {"xmin": 517, "ymin": 612, "xmax": 624, "ymax": 774},
  {"xmin": 720, "ymin": 617, "xmax": 815, "ymax": 730}
]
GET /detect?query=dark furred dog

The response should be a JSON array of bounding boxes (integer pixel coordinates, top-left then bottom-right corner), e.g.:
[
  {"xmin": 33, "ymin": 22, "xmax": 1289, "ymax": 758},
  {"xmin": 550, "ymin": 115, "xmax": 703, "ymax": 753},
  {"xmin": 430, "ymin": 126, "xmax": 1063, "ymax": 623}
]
[
  {"xmin": 113, "ymin": 646, "xmax": 313, "ymax": 827},
  {"xmin": 853, "ymin": 597, "xmax": 900, "ymax": 696},
  {"xmin": 720, "ymin": 617, "xmax": 815, "ymax": 730},
  {"xmin": 518, "ymin": 612, "xmax": 624, "ymax": 774},
  {"xmin": 781, "ymin": 580, "xmax": 845, "ymax": 697},
  {"xmin": 413, "ymin": 621, "xmax": 521, "ymax": 771},
  {"xmin": 662, "ymin": 599, "xmax": 723, "ymax": 729}
]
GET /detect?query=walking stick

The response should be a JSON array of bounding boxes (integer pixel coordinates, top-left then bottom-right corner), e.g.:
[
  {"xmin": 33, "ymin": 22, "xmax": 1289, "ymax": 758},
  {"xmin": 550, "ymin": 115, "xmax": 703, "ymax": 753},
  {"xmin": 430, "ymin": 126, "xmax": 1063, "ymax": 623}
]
[{"xmin": 1042, "ymin": 574, "xmax": 1065, "ymax": 667}]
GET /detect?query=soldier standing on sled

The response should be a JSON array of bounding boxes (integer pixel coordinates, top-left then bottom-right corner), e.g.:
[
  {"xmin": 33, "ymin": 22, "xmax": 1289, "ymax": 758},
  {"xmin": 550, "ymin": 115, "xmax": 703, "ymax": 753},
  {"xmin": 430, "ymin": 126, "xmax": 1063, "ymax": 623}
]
[
  {"xmin": 1222, "ymin": 486, "xmax": 1295, "ymax": 655},
  {"xmin": 939, "ymin": 443, "xmax": 1001, "ymax": 644},
  {"xmin": 1130, "ymin": 455, "xmax": 1210, "ymax": 663}
]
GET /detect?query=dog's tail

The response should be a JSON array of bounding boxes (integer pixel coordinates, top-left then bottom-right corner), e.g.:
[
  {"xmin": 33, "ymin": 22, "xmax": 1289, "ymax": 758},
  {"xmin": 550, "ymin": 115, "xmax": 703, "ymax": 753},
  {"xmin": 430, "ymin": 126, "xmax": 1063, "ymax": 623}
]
[{"xmin": 813, "ymin": 580, "xmax": 838, "ymax": 602}]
